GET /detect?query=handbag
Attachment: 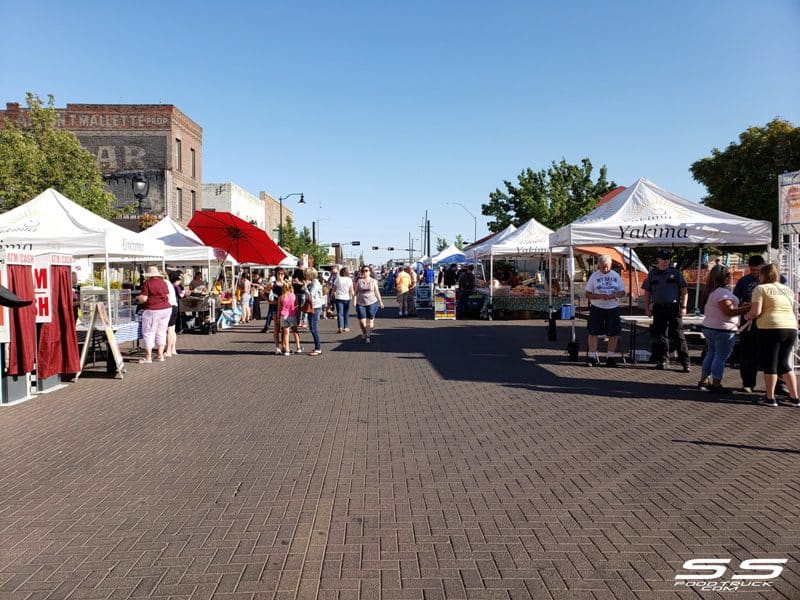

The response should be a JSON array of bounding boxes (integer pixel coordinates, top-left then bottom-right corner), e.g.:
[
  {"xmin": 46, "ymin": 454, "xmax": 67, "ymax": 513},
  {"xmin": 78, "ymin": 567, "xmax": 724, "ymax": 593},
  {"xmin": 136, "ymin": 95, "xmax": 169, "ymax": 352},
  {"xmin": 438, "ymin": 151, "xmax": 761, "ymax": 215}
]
[{"xmin": 301, "ymin": 295, "xmax": 314, "ymax": 314}]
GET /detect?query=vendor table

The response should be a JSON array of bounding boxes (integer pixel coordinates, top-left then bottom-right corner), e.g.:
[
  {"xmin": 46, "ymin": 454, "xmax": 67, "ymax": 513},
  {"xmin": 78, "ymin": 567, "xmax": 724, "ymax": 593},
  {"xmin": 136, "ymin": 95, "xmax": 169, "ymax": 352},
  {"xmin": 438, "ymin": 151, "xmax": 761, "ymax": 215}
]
[
  {"xmin": 76, "ymin": 319, "xmax": 142, "ymax": 373},
  {"xmin": 620, "ymin": 314, "xmax": 704, "ymax": 364},
  {"xmin": 476, "ymin": 291, "xmax": 572, "ymax": 319}
]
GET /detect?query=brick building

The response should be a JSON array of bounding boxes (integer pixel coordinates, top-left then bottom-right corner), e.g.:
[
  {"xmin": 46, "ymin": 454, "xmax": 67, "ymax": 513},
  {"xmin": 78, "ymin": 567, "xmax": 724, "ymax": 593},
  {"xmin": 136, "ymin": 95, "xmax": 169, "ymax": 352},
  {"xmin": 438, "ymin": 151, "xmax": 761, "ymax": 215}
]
[{"xmin": 1, "ymin": 102, "xmax": 202, "ymax": 227}]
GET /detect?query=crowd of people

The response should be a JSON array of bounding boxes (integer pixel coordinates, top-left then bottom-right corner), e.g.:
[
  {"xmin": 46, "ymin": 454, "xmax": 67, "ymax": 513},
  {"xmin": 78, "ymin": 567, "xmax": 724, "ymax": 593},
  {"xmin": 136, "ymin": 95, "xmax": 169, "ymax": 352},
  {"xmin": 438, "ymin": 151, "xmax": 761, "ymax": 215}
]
[
  {"xmin": 137, "ymin": 249, "xmax": 799, "ymax": 408},
  {"xmin": 583, "ymin": 250, "xmax": 799, "ymax": 408}
]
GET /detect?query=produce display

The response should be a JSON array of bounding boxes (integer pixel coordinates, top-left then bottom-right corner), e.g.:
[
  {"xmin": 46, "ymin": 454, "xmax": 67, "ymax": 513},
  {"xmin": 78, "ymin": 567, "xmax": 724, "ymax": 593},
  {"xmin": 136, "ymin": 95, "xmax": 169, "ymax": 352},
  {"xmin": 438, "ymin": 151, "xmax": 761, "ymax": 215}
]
[{"xmin": 510, "ymin": 285, "xmax": 537, "ymax": 297}]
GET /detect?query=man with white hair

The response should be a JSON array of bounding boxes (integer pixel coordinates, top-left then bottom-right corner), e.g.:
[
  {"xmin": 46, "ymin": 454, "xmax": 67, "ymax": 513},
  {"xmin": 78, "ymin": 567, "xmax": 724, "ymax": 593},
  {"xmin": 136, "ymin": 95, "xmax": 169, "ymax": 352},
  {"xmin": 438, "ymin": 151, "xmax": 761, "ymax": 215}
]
[{"xmin": 585, "ymin": 255, "xmax": 626, "ymax": 367}]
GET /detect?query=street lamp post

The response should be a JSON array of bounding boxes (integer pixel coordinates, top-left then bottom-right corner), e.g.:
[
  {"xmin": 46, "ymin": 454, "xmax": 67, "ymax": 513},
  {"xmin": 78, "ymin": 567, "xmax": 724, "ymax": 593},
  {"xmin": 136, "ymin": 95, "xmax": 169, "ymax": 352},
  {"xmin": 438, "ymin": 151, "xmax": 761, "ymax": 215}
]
[
  {"xmin": 278, "ymin": 193, "xmax": 305, "ymax": 246},
  {"xmin": 131, "ymin": 173, "xmax": 150, "ymax": 286},
  {"xmin": 446, "ymin": 202, "xmax": 477, "ymax": 245},
  {"xmin": 132, "ymin": 172, "xmax": 150, "ymax": 223}
]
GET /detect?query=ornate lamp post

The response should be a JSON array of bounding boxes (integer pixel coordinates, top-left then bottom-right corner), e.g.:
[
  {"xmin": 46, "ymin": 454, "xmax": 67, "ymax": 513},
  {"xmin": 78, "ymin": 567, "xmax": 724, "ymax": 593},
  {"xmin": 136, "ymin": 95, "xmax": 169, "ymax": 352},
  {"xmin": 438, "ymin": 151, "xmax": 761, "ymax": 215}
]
[
  {"xmin": 131, "ymin": 173, "xmax": 150, "ymax": 286},
  {"xmin": 278, "ymin": 193, "xmax": 305, "ymax": 246},
  {"xmin": 131, "ymin": 172, "xmax": 150, "ymax": 222}
]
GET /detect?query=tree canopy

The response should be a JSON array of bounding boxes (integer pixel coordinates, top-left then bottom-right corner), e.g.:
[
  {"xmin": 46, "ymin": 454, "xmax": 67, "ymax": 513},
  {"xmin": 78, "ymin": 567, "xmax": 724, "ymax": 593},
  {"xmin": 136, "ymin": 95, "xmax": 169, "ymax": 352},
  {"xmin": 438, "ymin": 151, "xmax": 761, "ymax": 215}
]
[
  {"xmin": 481, "ymin": 158, "xmax": 615, "ymax": 232},
  {"xmin": 690, "ymin": 118, "xmax": 800, "ymax": 244},
  {"xmin": 0, "ymin": 93, "xmax": 116, "ymax": 217},
  {"xmin": 277, "ymin": 216, "xmax": 331, "ymax": 268}
]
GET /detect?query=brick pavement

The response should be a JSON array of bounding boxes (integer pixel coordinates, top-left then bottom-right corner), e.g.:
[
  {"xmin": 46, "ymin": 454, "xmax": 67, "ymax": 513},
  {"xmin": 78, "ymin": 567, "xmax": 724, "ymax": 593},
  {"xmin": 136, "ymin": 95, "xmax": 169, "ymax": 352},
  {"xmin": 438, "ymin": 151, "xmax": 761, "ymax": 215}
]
[{"xmin": 1, "ymin": 309, "xmax": 799, "ymax": 599}]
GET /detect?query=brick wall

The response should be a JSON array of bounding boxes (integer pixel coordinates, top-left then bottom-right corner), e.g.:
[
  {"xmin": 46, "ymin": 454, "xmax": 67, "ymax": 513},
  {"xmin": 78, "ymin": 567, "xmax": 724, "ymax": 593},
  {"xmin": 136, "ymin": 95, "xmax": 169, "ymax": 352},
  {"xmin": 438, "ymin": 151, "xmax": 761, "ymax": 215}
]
[{"xmin": 1, "ymin": 102, "xmax": 203, "ymax": 224}]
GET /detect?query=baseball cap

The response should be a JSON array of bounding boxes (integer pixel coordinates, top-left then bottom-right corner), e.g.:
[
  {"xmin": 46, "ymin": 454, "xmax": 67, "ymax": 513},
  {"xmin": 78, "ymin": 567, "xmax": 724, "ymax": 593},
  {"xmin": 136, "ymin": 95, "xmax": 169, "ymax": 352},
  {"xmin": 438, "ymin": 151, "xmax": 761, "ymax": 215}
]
[
  {"xmin": 747, "ymin": 255, "xmax": 765, "ymax": 267},
  {"xmin": 655, "ymin": 249, "xmax": 671, "ymax": 260}
]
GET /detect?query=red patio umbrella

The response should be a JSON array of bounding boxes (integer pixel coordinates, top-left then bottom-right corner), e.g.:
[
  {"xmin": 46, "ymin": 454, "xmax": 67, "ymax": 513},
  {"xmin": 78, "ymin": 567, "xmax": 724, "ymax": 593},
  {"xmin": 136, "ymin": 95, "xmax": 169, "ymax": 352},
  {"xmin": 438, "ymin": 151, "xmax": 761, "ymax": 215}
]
[{"xmin": 188, "ymin": 211, "xmax": 287, "ymax": 265}]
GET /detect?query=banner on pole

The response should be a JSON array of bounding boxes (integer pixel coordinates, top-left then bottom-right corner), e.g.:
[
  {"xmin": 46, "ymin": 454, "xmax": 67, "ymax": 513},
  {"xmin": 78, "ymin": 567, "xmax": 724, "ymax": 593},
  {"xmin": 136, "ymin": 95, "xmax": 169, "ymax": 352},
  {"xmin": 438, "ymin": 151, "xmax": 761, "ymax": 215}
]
[{"xmin": 779, "ymin": 170, "xmax": 800, "ymax": 230}]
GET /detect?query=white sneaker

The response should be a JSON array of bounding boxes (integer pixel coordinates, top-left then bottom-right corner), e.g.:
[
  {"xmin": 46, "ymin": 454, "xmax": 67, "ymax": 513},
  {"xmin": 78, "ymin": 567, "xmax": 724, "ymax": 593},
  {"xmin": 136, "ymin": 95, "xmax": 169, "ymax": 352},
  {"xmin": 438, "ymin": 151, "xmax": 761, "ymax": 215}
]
[
  {"xmin": 295, "ymin": 348, "xmax": 303, "ymax": 354},
  {"xmin": 274, "ymin": 347, "xmax": 282, "ymax": 355}
]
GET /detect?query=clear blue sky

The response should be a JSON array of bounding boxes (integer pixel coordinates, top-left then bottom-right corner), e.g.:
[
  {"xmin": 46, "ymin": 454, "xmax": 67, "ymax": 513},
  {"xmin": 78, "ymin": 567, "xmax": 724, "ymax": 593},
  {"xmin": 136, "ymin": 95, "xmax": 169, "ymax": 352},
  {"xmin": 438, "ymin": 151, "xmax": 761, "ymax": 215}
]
[{"xmin": 2, "ymin": 0, "xmax": 799, "ymax": 266}]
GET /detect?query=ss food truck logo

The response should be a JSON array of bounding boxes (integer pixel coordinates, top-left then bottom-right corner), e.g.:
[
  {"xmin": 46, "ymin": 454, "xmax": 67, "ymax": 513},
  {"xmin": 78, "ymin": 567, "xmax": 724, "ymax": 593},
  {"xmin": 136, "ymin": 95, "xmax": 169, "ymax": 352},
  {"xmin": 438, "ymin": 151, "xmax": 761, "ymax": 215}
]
[{"xmin": 675, "ymin": 558, "xmax": 788, "ymax": 592}]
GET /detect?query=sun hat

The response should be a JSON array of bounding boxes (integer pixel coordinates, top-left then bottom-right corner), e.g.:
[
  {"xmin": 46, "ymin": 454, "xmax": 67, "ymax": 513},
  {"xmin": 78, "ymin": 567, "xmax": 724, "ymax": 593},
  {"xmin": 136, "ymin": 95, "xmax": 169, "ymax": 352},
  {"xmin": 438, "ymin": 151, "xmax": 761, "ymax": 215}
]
[{"xmin": 143, "ymin": 265, "xmax": 164, "ymax": 278}]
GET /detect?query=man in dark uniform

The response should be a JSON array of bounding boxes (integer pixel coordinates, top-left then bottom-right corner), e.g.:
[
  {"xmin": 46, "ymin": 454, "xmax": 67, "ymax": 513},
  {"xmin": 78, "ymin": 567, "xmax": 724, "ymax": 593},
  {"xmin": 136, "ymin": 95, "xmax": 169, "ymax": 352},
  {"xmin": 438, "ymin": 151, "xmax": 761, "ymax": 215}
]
[
  {"xmin": 642, "ymin": 249, "xmax": 691, "ymax": 372},
  {"xmin": 733, "ymin": 255, "xmax": 764, "ymax": 392},
  {"xmin": 443, "ymin": 263, "xmax": 459, "ymax": 287}
]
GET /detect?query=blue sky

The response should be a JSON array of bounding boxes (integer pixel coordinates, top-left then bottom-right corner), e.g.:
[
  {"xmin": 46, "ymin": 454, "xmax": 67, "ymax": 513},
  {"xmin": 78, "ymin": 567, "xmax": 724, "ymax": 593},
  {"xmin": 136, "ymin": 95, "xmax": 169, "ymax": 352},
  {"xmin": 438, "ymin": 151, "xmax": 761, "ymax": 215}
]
[{"xmin": 2, "ymin": 0, "xmax": 799, "ymax": 265}]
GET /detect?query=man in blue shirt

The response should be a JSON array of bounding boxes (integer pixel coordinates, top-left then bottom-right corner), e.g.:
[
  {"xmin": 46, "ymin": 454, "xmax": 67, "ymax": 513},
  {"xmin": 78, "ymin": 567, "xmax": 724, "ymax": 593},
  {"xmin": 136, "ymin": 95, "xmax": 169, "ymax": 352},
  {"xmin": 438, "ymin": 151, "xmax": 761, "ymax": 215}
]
[{"xmin": 642, "ymin": 249, "xmax": 691, "ymax": 372}]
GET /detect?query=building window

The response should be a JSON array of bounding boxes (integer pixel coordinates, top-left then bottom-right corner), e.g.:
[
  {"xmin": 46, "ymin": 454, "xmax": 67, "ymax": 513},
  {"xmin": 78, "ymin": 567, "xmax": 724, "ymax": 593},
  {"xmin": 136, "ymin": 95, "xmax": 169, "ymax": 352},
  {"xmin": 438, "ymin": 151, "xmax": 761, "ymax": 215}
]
[
  {"xmin": 190, "ymin": 190, "xmax": 196, "ymax": 215},
  {"xmin": 190, "ymin": 149, "xmax": 196, "ymax": 178},
  {"xmin": 177, "ymin": 187, "xmax": 183, "ymax": 220},
  {"xmin": 175, "ymin": 138, "xmax": 182, "ymax": 172}
]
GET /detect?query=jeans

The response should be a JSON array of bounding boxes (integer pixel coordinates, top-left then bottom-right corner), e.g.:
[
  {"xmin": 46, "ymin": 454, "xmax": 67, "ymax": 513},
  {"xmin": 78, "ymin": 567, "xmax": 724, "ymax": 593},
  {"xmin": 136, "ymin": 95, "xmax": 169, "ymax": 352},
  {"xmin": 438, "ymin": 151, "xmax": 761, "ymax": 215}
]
[
  {"xmin": 263, "ymin": 303, "xmax": 277, "ymax": 330},
  {"xmin": 701, "ymin": 327, "xmax": 736, "ymax": 381},
  {"xmin": 335, "ymin": 299, "xmax": 350, "ymax": 330},
  {"xmin": 309, "ymin": 307, "xmax": 322, "ymax": 350}
]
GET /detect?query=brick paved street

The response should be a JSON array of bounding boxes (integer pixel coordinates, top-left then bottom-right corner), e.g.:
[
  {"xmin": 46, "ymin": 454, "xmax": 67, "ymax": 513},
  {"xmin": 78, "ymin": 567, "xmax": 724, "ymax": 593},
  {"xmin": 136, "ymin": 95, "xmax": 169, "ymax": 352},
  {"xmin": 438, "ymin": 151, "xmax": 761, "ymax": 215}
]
[{"xmin": 1, "ymin": 310, "xmax": 799, "ymax": 599}]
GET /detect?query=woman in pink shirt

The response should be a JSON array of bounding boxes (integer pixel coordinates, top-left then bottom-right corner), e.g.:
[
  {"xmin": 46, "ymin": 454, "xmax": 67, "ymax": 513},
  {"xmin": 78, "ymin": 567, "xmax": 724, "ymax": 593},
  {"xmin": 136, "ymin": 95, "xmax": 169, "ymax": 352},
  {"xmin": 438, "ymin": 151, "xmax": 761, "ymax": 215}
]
[
  {"xmin": 698, "ymin": 266, "xmax": 750, "ymax": 392},
  {"xmin": 277, "ymin": 280, "xmax": 301, "ymax": 356}
]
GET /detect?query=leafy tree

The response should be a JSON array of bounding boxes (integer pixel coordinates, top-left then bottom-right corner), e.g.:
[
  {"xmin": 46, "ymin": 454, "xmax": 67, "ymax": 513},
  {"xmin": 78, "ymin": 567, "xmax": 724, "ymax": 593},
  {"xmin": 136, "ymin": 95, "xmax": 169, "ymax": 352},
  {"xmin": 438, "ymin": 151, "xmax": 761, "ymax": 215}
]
[
  {"xmin": 436, "ymin": 237, "xmax": 449, "ymax": 252},
  {"xmin": 481, "ymin": 158, "xmax": 615, "ymax": 232},
  {"xmin": 278, "ymin": 216, "xmax": 330, "ymax": 268},
  {"xmin": 690, "ymin": 118, "xmax": 800, "ymax": 245},
  {"xmin": 454, "ymin": 234, "xmax": 466, "ymax": 249},
  {"xmin": 0, "ymin": 93, "xmax": 116, "ymax": 216}
]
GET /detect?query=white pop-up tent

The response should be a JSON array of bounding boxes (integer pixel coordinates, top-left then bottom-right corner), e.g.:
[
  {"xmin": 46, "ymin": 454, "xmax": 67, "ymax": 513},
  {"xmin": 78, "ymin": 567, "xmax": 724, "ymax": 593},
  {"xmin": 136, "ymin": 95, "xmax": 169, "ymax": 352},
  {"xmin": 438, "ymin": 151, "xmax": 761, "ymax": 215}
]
[
  {"xmin": 549, "ymin": 178, "xmax": 772, "ymax": 343},
  {"xmin": 463, "ymin": 224, "xmax": 517, "ymax": 261},
  {"xmin": 0, "ymin": 188, "xmax": 165, "ymax": 313},
  {"xmin": 141, "ymin": 216, "xmax": 241, "ymax": 265},
  {"xmin": 550, "ymin": 178, "xmax": 772, "ymax": 248},
  {"xmin": 0, "ymin": 188, "xmax": 165, "ymax": 258}
]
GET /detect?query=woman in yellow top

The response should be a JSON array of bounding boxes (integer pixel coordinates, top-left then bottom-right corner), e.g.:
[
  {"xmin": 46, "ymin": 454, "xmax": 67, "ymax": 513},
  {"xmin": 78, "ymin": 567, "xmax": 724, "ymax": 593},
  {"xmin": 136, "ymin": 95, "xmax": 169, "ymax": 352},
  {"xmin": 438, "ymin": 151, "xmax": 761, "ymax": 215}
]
[{"xmin": 745, "ymin": 263, "xmax": 799, "ymax": 407}]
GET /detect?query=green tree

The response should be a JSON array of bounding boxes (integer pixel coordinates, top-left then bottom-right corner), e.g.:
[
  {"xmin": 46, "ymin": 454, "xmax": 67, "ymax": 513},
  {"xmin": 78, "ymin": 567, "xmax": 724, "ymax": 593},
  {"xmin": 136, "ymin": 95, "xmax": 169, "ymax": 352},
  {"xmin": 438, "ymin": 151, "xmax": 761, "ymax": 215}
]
[
  {"xmin": 454, "ymin": 234, "xmax": 466, "ymax": 249},
  {"xmin": 690, "ymin": 118, "xmax": 800, "ymax": 245},
  {"xmin": 0, "ymin": 93, "xmax": 116, "ymax": 216},
  {"xmin": 481, "ymin": 158, "xmax": 615, "ymax": 232},
  {"xmin": 436, "ymin": 237, "xmax": 449, "ymax": 252},
  {"xmin": 278, "ymin": 216, "xmax": 330, "ymax": 268}
]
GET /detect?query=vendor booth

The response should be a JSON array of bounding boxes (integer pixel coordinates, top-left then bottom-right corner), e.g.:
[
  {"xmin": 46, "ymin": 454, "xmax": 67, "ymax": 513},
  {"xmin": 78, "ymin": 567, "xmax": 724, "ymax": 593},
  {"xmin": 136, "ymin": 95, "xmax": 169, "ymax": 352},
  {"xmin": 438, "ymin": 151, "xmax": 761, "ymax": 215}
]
[
  {"xmin": 549, "ymin": 177, "xmax": 772, "ymax": 357},
  {"xmin": 141, "ymin": 217, "xmax": 242, "ymax": 333},
  {"xmin": 0, "ymin": 188, "xmax": 165, "ymax": 387}
]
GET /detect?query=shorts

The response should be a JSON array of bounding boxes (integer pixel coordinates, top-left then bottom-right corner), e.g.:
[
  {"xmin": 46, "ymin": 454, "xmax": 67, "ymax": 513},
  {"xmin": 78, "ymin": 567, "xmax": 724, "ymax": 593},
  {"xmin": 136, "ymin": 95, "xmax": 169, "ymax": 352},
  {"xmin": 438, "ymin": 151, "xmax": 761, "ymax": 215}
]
[
  {"xmin": 168, "ymin": 305, "xmax": 178, "ymax": 327},
  {"xmin": 280, "ymin": 315, "xmax": 298, "ymax": 328},
  {"xmin": 356, "ymin": 302, "xmax": 379, "ymax": 320},
  {"xmin": 587, "ymin": 305, "xmax": 621, "ymax": 336}
]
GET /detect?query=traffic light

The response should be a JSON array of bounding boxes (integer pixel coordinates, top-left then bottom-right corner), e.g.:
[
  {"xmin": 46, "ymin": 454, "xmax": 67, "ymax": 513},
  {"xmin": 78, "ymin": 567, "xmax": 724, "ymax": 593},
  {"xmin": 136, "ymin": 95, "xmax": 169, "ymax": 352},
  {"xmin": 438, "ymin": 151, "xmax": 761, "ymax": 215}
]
[
  {"xmin": 351, "ymin": 241, "xmax": 360, "ymax": 246},
  {"xmin": 371, "ymin": 246, "xmax": 379, "ymax": 250},
  {"xmin": 386, "ymin": 246, "xmax": 394, "ymax": 251}
]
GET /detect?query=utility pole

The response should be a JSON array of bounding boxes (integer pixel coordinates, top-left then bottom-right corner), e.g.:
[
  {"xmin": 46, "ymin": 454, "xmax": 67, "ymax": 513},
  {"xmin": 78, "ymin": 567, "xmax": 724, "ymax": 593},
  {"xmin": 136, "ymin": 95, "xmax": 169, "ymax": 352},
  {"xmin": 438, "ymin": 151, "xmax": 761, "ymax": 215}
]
[{"xmin": 426, "ymin": 219, "xmax": 431, "ymax": 258}]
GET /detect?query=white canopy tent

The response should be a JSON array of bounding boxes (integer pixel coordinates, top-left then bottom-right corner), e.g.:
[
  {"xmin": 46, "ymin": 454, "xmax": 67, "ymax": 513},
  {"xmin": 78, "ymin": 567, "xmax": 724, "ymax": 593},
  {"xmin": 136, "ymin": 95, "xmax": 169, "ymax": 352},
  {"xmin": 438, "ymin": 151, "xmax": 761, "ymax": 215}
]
[
  {"xmin": 549, "ymin": 178, "xmax": 772, "ymax": 344},
  {"xmin": 0, "ymin": 188, "xmax": 165, "ymax": 302},
  {"xmin": 463, "ymin": 224, "xmax": 517, "ymax": 260},
  {"xmin": 0, "ymin": 188, "xmax": 164, "ymax": 258},
  {"xmin": 141, "ymin": 216, "xmax": 239, "ymax": 275},
  {"xmin": 550, "ymin": 178, "xmax": 772, "ymax": 248}
]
